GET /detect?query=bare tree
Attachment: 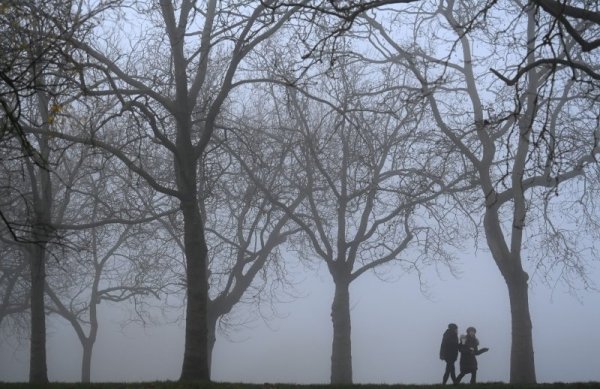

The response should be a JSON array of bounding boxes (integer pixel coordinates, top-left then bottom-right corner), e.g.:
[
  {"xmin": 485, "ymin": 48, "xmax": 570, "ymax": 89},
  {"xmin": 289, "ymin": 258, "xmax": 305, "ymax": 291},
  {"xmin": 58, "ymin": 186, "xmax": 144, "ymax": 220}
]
[
  {"xmin": 0, "ymin": 1, "xmax": 119, "ymax": 382},
  {"xmin": 0, "ymin": 6, "xmax": 62, "ymax": 377},
  {"xmin": 236, "ymin": 56, "xmax": 471, "ymax": 383},
  {"xmin": 34, "ymin": 1, "xmax": 318, "ymax": 381},
  {"xmin": 2, "ymin": 105, "xmax": 181, "ymax": 382},
  {"xmin": 361, "ymin": 0, "xmax": 600, "ymax": 383},
  {"xmin": 39, "ymin": 147, "xmax": 179, "ymax": 382},
  {"xmin": 45, "ymin": 220, "xmax": 178, "ymax": 382}
]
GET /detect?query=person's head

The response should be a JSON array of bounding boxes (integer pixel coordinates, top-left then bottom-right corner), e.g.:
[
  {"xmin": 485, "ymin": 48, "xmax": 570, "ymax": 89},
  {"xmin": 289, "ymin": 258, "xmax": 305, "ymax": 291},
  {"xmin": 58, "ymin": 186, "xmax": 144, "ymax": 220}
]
[
  {"xmin": 466, "ymin": 326, "xmax": 476, "ymax": 336},
  {"xmin": 448, "ymin": 323, "xmax": 458, "ymax": 332}
]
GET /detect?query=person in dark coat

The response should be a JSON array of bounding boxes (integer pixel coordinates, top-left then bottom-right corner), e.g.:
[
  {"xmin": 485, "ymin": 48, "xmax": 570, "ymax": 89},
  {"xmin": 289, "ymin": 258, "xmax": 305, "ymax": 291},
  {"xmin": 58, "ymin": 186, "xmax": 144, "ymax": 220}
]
[
  {"xmin": 439, "ymin": 323, "xmax": 459, "ymax": 384},
  {"xmin": 456, "ymin": 326, "xmax": 489, "ymax": 384}
]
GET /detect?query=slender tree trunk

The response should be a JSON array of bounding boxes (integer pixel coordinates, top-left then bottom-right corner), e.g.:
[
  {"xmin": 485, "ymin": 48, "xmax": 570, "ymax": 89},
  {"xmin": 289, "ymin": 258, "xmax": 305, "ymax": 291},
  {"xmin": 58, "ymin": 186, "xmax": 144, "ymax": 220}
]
[
  {"xmin": 29, "ymin": 242, "xmax": 48, "ymax": 384},
  {"xmin": 81, "ymin": 340, "xmax": 93, "ymax": 383},
  {"xmin": 28, "ymin": 74, "xmax": 52, "ymax": 385},
  {"xmin": 506, "ymin": 275, "xmax": 536, "ymax": 383},
  {"xmin": 81, "ymin": 267, "xmax": 99, "ymax": 383},
  {"xmin": 207, "ymin": 311, "xmax": 218, "ymax": 378},
  {"xmin": 179, "ymin": 199, "xmax": 210, "ymax": 381},
  {"xmin": 330, "ymin": 278, "xmax": 352, "ymax": 384}
]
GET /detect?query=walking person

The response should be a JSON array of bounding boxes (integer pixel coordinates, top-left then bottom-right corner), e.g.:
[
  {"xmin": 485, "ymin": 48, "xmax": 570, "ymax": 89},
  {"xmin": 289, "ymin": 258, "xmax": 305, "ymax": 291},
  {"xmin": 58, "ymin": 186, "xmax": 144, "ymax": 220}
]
[
  {"xmin": 439, "ymin": 323, "xmax": 459, "ymax": 384},
  {"xmin": 455, "ymin": 326, "xmax": 489, "ymax": 384}
]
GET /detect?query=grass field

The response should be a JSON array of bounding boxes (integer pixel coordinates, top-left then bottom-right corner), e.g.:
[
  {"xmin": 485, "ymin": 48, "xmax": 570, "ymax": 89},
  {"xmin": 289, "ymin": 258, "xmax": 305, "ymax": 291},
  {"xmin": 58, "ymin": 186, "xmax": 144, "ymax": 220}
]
[{"xmin": 0, "ymin": 382, "xmax": 598, "ymax": 389}]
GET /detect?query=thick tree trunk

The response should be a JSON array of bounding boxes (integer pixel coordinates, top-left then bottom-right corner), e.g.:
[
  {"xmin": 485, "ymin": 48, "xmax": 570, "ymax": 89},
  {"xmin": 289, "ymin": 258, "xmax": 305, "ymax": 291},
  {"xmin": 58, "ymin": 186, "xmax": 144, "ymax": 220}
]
[
  {"xmin": 484, "ymin": 209, "xmax": 536, "ymax": 384},
  {"xmin": 81, "ymin": 340, "xmax": 93, "ymax": 383},
  {"xmin": 330, "ymin": 279, "xmax": 352, "ymax": 384},
  {"xmin": 506, "ymin": 275, "xmax": 536, "ymax": 384},
  {"xmin": 179, "ymin": 199, "xmax": 210, "ymax": 381},
  {"xmin": 29, "ymin": 243, "xmax": 48, "ymax": 384}
]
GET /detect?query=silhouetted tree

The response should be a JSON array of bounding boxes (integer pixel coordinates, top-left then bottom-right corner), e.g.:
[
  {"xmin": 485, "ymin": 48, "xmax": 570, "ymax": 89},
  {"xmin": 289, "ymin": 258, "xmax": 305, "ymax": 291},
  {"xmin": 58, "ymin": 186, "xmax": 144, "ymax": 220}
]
[
  {"xmin": 361, "ymin": 0, "xmax": 600, "ymax": 383},
  {"xmin": 236, "ymin": 56, "xmax": 471, "ymax": 383},
  {"xmin": 1, "ymin": 1, "xmax": 117, "ymax": 382},
  {"xmin": 42, "ymin": 148, "xmax": 179, "ymax": 382},
  {"xmin": 36, "ymin": 1, "xmax": 317, "ymax": 380}
]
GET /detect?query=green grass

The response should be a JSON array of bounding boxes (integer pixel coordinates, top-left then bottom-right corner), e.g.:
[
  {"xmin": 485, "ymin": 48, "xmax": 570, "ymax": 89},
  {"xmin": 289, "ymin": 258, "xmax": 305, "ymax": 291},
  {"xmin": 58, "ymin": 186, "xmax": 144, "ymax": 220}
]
[{"xmin": 0, "ymin": 382, "xmax": 598, "ymax": 389}]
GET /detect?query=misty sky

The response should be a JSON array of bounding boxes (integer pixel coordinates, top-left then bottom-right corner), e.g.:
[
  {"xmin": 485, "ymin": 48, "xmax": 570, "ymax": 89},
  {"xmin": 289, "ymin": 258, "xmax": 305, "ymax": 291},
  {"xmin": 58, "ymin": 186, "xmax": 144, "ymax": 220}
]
[{"xmin": 1, "ymin": 248, "xmax": 599, "ymax": 384}]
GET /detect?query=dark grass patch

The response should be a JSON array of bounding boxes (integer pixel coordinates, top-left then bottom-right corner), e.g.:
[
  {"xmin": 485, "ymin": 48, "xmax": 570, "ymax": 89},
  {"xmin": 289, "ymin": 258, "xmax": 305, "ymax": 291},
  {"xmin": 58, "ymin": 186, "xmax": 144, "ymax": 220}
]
[{"xmin": 0, "ymin": 382, "xmax": 598, "ymax": 389}]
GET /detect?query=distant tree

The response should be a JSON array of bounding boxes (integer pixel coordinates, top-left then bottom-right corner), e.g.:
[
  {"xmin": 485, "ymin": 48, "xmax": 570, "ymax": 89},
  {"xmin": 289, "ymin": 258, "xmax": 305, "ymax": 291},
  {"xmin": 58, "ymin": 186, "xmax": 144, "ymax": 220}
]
[
  {"xmin": 0, "ymin": 126, "xmax": 35, "ymax": 372},
  {"xmin": 2, "ymin": 92, "xmax": 179, "ymax": 382},
  {"xmin": 45, "ymin": 221, "xmax": 178, "ymax": 382},
  {"xmin": 0, "ymin": 247, "xmax": 28, "ymax": 329},
  {"xmin": 0, "ymin": 1, "xmax": 117, "ymax": 382},
  {"xmin": 0, "ymin": 253, "xmax": 29, "ymax": 367},
  {"xmin": 42, "ymin": 149, "xmax": 180, "ymax": 383},
  {"xmin": 361, "ymin": 0, "xmax": 600, "ymax": 383}
]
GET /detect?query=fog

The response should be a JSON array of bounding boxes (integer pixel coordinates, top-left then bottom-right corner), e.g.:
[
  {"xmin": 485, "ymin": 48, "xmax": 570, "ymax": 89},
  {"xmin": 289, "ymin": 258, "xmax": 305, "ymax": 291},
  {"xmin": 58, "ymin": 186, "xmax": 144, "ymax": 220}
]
[
  {"xmin": 2, "ymin": 0, "xmax": 599, "ymax": 385},
  {"xmin": 1, "ymin": 250, "xmax": 599, "ymax": 384}
]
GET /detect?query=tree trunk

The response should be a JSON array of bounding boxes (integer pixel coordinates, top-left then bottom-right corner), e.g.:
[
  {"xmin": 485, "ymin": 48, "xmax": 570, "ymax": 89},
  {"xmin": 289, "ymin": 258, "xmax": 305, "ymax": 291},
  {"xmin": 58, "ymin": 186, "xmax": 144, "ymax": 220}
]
[
  {"xmin": 506, "ymin": 275, "xmax": 536, "ymax": 384},
  {"xmin": 330, "ymin": 279, "xmax": 352, "ymax": 384},
  {"xmin": 29, "ymin": 242, "xmax": 48, "ymax": 384},
  {"xmin": 207, "ymin": 311, "xmax": 218, "ymax": 378},
  {"xmin": 484, "ymin": 207, "xmax": 537, "ymax": 384},
  {"xmin": 179, "ymin": 199, "xmax": 210, "ymax": 381},
  {"xmin": 81, "ymin": 340, "xmax": 93, "ymax": 383}
]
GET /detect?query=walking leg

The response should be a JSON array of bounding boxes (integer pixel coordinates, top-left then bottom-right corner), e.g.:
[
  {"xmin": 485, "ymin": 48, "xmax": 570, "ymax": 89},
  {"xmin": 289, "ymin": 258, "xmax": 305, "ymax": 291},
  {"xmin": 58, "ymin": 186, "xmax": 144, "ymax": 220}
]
[
  {"xmin": 443, "ymin": 362, "xmax": 452, "ymax": 384},
  {"xmin": 455, "ymin": 372, "xmax": 465, "ymax": 384},
  {"xmin": 470, "ymin": 371, "xmax": 477, "ymax": 384}
]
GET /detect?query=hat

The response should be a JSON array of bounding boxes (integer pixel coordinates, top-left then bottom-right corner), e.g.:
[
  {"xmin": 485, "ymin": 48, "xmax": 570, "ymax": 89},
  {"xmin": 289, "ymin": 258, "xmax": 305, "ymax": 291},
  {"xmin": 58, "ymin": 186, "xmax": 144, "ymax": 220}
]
[
  {"xmin": 466, "ymin": 326, "xmax": 476, "ymax": 333},
  {"xmin": 448, "ymin": 323, "xmax": 458, "ymax": 330}
]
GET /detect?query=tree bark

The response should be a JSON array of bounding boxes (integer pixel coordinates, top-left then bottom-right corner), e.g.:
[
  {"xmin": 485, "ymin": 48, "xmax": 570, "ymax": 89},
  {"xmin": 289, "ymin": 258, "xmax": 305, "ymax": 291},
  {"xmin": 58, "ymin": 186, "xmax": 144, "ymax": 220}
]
[
  {"xmin": 179, "ymin": 199, "xmax": 210, "ymax": 381},
  {"xmin": 330, "ymin": 278, "xmax": 352, "ymax": 384},
  {"xmin": 27, "ymin": 77, "xmax": 52, "ymax": 385},
  {"xmin": 507, "ymin": 274, "xmax": 536, "ymax": 384},
  {"xmin": 29, "ymin": 241, "xmax": 48, "ymax": 384},
  {"xmin": 81, "ymin": 340, "xmax": 93, "ymax": 383}
]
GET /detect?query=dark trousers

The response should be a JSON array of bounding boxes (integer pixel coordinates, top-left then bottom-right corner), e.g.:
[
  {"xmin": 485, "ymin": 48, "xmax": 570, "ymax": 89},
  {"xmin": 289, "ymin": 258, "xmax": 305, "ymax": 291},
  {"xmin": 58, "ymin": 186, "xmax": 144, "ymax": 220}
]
[
  {"xmin": 456, "ymin": 369, "xmax": 477, "ymax": 384},
  {"xmin": 442, "ymin": 360, "xmax": 456, "ymax": 384}
]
